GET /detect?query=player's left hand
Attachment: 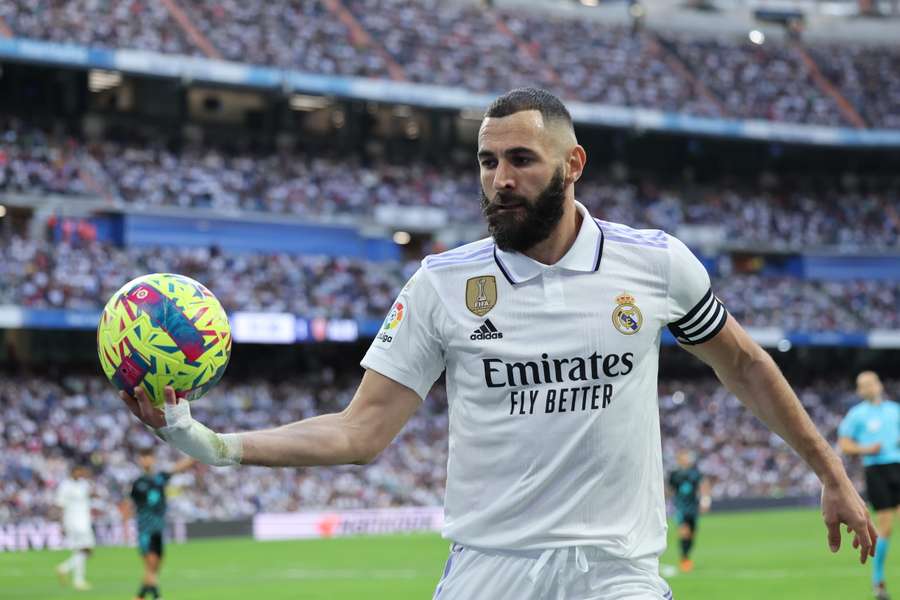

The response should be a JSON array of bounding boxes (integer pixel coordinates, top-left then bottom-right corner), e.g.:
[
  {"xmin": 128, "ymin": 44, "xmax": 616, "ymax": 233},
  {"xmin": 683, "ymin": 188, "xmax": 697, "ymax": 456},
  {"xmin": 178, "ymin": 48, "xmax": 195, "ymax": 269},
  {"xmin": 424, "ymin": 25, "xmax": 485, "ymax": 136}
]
[{"xmin": 821, "ymin": 477, "xmax": 877, "ymax": 564}]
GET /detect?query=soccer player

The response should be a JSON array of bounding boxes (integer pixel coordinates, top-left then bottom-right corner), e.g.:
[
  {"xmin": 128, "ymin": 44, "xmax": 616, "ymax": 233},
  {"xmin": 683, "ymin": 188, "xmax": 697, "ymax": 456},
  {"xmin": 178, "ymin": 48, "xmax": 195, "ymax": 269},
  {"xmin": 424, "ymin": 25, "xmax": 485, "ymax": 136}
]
[
  {"xmin": 54, "ymin": 463, "xmax": 95, "ymax": 591},
  {"xmin": 668, "ymin": 449, "xmax": 711, "ymax": 573},
  {"xmin": 120, "ymin": 88, "xmax": 876, "ymax": 599},
  {"xmin": 126, "ymin": 448, "xmax": 194, "ymax": 600},
  {"xmin": 838, "ymin": 371, "xmax": 898, "ymax": 600}
]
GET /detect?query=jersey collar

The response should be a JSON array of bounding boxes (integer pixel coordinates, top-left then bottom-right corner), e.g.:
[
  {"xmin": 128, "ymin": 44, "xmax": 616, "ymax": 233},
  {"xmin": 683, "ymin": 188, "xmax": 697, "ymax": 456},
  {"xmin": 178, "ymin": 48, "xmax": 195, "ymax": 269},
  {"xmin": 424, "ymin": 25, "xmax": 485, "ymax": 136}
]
[{"xmin": 493, "ymin": 200, "xmax": 604, "ymax": 285}]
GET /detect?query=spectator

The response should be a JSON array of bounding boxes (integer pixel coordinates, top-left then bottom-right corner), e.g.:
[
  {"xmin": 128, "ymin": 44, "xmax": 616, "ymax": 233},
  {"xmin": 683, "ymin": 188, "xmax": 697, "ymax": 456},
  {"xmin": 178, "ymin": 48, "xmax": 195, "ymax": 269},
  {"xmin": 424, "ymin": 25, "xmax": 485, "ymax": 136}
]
[
  {"xmin": 3, "ymin": 374, "xmax": 894, "ymax": 524},
  {"xmin": 2, "ymin": 234, "xmax": 898, "ymax": 329},
  {"xmin": 3, "ymin": 1, "xmax": 898, "ymax": 127},
  {"xmin": 2, "ymin": 123, "xmax": 897, "ymax": 250}
]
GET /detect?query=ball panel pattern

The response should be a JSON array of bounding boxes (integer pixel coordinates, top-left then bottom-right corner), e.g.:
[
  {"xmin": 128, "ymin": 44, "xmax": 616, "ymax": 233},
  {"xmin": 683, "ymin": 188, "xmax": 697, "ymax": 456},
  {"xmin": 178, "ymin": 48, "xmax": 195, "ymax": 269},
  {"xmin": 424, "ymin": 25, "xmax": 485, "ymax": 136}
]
[{"xmin": 97, "ymin": 273, "xmax": 231, "ymax": 407}]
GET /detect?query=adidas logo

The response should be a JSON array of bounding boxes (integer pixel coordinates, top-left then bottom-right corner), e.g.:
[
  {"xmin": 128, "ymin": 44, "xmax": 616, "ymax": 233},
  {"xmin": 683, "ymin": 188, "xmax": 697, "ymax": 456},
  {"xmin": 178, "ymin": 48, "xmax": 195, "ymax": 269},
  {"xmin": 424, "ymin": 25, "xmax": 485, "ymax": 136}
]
[{"xmin": 470, "ymin": 319, "xmax": 503, "ymax": 341}]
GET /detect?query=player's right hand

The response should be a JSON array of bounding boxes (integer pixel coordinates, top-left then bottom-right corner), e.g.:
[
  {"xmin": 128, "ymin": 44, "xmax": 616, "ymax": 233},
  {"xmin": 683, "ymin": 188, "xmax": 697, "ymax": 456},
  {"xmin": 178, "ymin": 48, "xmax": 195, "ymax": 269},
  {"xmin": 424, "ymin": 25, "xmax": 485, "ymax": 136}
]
[
  {"xmin": 866, "ymin": 443, "xmax": 882, "ymax": 455},
  {"xmin": 121, "ymin": 385, "xmax": 242, "ymax": 466},
  {"xmin": 119, "ymin": 386, "xmax": 168, "ymax": 429}
]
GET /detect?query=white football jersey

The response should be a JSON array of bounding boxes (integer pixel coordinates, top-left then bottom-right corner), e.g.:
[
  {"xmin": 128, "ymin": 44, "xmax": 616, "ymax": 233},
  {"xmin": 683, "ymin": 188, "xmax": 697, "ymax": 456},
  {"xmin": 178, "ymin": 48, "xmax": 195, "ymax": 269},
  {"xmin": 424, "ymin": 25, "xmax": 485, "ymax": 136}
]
[
  {"xmin": 361, "ymin": 201, "xmax": 727, "ymax": 557},
  {"xmin": 55, "ymin": 478, "xmax": 92, "ymax": 530}
]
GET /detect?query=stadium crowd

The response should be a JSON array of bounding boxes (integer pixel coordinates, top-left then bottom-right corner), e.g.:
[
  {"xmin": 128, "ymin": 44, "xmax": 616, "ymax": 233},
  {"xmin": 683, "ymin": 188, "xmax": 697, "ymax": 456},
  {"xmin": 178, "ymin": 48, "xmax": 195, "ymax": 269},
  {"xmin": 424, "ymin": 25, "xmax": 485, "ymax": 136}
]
[
  {"xmin": 660, "ymin": 33, "xmax": 846, "ymax": 126},
  {"xmin": 1, "ymin": 0, "xmax": 198, "ymax": 57},
  {"xmin": 718, "ymin": 276, "xmax": 900, "ymax": 332},
  {"xmin": 2, "ymin": 374, "xmax": 895, "ymax": 526},
  {"xmin": 3, "ymin": 123, "xmax": 898, "ymax": 251},
  {"xmin": 0, "ymin": 373, "xmax": 446, "ymax": 526},
  {"xmin": 179, "ymin": 0, "xmax": 391, "ymax": 77},
  {"xmin": 2, "ymin": 234, "xmax": 899, "ymax": 331},
  {"xmin": 808, "ymin": 43, "xmax": 900, "ymax": 129},
  {"xmin": 503, "ymin": 14, "xmax": 720, "ymax": 117},
  {"xmin": 345, "ymin": 0, "xmax": 546, "ymax": 93},
  {"xmin": 92, "ymin": 141, "xmax": 482, "ymax": 221},
  {"xmin": 0, "ymin": 122, "xmax": 94, "ymax": 197},
  {"xmin": 2, "ymin": 1, "xmax": 899, "ymax": 127},
  {"xmin": 656, "ymin": 376, "xmax": 892, "ymax": 499},
  {"xmin": 0, "ymin": 235, "xmax": 411, "ymax": 320}
]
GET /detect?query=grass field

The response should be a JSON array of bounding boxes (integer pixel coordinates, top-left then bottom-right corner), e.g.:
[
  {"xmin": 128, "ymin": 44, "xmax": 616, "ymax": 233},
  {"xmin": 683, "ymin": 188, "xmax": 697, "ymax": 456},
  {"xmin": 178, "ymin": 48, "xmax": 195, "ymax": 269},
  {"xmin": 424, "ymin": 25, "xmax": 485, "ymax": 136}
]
[{"xmin": 1, "ymin": 508, "xmax": 893, "ymax": 599}]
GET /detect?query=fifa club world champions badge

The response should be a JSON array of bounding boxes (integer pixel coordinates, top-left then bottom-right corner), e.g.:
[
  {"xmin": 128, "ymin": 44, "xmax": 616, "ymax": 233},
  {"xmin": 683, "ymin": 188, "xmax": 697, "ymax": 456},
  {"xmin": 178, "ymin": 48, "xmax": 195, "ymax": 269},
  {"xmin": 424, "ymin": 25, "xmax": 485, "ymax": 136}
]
[{"xmin": 466, "ymin": 276, "xmax": 497, "ymax": 317}]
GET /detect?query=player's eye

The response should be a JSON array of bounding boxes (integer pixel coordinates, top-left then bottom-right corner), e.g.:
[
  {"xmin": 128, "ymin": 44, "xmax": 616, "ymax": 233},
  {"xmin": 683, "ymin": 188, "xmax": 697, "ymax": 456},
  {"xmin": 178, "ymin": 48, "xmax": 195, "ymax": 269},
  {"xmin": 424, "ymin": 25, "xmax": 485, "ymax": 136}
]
[
  {"xmin": 480, "ymin": 159, "xmax": 497, "ymax": 169},
  {"xmin": 511, "ymin": 156, "xmax": 532, "ymax": 166}
]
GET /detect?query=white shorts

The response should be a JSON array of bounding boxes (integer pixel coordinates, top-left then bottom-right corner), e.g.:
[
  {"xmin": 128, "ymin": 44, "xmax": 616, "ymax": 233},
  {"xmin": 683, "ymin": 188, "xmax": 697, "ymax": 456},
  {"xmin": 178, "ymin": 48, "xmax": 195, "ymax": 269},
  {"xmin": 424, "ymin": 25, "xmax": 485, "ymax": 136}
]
[
  {"xmin": 64, "ymin": 526, "xmax": 96, "ymax": 550},
  {"xmin": 433, "ymin": 544, "xmax": 672, "ymax": 600}
]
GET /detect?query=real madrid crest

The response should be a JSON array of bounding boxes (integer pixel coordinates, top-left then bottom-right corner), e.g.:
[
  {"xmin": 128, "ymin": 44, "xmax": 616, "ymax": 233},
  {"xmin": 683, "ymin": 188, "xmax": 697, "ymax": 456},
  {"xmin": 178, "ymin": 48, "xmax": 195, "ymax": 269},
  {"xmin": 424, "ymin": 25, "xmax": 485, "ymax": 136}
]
[
  {"xmin": 466, "ymin": 276, "xmax": 497, "ymax": 317},
  {"xmin": 612, "ymin": 292, "xmax": 642, "ymax": 335}
]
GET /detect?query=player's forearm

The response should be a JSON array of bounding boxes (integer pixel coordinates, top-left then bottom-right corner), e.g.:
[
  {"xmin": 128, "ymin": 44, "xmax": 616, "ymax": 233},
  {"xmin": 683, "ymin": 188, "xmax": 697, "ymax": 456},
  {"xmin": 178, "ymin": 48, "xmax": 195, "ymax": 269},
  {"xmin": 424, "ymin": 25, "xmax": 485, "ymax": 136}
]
[
  {"xmin": 155, "ymin": 371, "xmax": 417, "ymax": 467},
  {"xmin": 237, "ymin": 410, "xmax": 373, "ymax": 467},
  {"xmin": 719, "ymin": 347, "xmax": 846, "ymax": 486}
]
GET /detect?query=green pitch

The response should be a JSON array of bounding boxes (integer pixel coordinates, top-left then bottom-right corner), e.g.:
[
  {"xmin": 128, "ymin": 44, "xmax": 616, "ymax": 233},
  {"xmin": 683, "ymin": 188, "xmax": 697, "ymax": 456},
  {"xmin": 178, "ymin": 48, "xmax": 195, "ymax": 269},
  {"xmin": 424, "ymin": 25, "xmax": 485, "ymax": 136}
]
[{"xmin": 1, "ymin": 508, "xmax": 891, "ymax": 599}]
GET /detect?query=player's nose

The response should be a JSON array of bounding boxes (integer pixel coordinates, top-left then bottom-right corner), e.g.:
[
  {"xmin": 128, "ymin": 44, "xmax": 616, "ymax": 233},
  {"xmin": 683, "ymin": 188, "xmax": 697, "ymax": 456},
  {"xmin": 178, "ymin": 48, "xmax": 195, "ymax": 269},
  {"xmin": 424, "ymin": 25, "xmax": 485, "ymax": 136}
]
[{"xmin": 492, "ymin": 161, "xmax": 516, "ymax": 191}]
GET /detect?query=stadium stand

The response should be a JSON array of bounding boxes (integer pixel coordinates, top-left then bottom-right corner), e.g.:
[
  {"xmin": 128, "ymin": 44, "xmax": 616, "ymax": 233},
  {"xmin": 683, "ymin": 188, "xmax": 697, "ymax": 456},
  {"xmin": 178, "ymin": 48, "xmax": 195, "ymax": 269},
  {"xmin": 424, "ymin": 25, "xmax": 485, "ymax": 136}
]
[
  {"xmin": 0, "ymin": 235, "xmax": 413, "ymax": 318},
  {"xmin": 2, "ymin": 1, "xmax": 899, "ymax": 127},
  {"xmin": 2, "ymin": 233, "xmax": 898, "ymax": 330},
  {"xmin": 1, "ymin": 0, "xmax": 199, "ymax": 56},
  {"xmin": 3, "ymin": 375, "xmax": 895, "ymax": 526},
  {"xmin": 807, "ymin": 43, "xmax": 900, "ymax": 129},
  {"xmin": 178, "ymin": 0, "xmax": 391, "ymax": 77},
  {"xmin": 501, "ymin": 12, "xmax": 721, "ymax": 116},
  {"xmin": 659, "ymin": 33, "xmax": 848, "ymax": 126},
  {"xmin": 1, "ymin": 1, "xmax": 899, "ymax": 576},
  {"xmin": 2, "ymin": 123, "xmax": 897, "ymax": 250}
]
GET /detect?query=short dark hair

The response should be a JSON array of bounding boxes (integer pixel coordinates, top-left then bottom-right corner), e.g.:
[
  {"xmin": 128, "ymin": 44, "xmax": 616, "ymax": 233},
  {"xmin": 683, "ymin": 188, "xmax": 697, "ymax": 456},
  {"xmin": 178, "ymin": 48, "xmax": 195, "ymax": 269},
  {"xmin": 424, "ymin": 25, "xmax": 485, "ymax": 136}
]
[
  {"xmin": 138, "ymin": 447, "xmax": 156, "ymax": 458},
  {"xmin": 484, "ymin": 88, "xmax": 573, "ymax": 127}
]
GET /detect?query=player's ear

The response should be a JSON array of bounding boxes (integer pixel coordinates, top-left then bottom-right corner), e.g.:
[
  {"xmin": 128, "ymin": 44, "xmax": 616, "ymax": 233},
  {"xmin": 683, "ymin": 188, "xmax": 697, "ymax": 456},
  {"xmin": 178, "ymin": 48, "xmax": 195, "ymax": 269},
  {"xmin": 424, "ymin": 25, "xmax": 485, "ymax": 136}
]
[{"xmin": 564, "ymin": 145, "xmax": 587, "ymax": 186}]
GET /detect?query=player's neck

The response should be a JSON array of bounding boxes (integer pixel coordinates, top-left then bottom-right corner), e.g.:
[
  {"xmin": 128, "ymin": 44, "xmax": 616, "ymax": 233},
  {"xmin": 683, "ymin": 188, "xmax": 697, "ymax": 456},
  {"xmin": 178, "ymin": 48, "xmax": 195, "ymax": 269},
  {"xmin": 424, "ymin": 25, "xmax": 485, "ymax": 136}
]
[{"xmin": 521, "ymin": 199, "xmax": 582, "ymax": 266}]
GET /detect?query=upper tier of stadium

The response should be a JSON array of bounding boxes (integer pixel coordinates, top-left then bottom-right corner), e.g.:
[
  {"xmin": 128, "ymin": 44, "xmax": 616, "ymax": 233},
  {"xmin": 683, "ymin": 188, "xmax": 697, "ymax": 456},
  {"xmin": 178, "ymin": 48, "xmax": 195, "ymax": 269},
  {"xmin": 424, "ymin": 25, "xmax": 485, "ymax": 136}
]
[
  {"xmin": 3, "ymin": 120, "xmax": 898, "ymax": 252},
  {"xmin": 0, "ymin": 0, "xmax": 898, "ymax": 129}
]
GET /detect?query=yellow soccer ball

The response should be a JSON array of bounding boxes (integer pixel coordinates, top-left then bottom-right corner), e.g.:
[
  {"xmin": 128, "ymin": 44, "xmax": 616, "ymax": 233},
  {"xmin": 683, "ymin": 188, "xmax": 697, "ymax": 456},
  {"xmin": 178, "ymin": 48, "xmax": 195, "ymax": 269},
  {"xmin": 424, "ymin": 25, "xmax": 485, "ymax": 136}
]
[{"xmin": 97, "ymin": 273, "xmax": 232, "ymax": 407}]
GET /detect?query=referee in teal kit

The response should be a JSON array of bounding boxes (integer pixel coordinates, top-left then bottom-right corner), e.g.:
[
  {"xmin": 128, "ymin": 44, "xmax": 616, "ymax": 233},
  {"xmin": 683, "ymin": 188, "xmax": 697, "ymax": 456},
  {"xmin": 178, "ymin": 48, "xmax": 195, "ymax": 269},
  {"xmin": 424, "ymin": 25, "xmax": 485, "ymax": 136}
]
[{"xmin": 839, "ymin": 371, "xmax": 899, "ymax": 600}]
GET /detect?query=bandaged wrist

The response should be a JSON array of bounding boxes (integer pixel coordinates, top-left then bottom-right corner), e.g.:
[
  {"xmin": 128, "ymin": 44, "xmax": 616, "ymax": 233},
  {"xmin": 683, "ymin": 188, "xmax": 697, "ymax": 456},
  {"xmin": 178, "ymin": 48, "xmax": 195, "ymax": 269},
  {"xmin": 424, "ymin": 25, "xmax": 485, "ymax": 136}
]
[{"xmin": 155, "ymin": 400, "xmax": 243, "ymax": 466}]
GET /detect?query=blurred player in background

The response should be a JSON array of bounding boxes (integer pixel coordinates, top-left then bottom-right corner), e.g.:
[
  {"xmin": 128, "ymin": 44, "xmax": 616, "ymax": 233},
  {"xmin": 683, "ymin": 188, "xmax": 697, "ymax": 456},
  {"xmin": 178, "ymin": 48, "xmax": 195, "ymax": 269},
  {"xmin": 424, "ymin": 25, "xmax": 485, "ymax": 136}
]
[
  {"xmin": 120, "ymin": 88, "xmax": 876, "ymax": 599},
  {"xmin": 54, "ymin": 463, "xmax": 95, "ymax": 591},
  {"xmin": 839, "ymin": 371, "xmax": 899, "ymax": 600},
  {"xmin": 124, "ymin": 448, "xmax": 194, "ymax": 600},
  {"xmin": 668, "ymin": 449, "xmax": 711, "ymax": 573}
]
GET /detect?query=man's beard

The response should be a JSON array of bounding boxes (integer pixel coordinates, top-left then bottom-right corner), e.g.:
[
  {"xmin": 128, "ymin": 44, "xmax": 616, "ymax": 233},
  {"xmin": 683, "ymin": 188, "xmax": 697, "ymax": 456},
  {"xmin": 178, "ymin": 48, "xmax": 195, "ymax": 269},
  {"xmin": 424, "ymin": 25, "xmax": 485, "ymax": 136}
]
[{"xmin": 481, "ymin": 168, "xmax": 566, "ymax": 253}]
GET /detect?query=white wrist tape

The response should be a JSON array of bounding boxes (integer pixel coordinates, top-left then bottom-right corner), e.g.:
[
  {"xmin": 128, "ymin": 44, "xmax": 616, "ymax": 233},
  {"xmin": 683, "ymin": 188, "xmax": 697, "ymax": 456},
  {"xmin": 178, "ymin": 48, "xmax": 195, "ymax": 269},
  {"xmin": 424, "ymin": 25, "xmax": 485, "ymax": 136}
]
[{"xmin": 155, "ymin": 400, "xmax": 242, "ymax": 466}]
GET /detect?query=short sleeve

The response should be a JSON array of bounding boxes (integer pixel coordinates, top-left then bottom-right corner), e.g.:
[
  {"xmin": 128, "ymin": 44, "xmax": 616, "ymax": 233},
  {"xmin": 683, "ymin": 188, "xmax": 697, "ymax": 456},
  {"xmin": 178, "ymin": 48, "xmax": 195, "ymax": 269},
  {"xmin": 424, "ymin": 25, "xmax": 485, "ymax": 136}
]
[
  {"xmin": 666, "ymin": 234, "xmax": 728, "ymax": 345},
  {"xmin": 837, "ymin": 411, "xmax": 859, "ymax": 440},
  {"xmin": 360, "ymin": 269, "xmax": 446, "ymax": 400}
]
